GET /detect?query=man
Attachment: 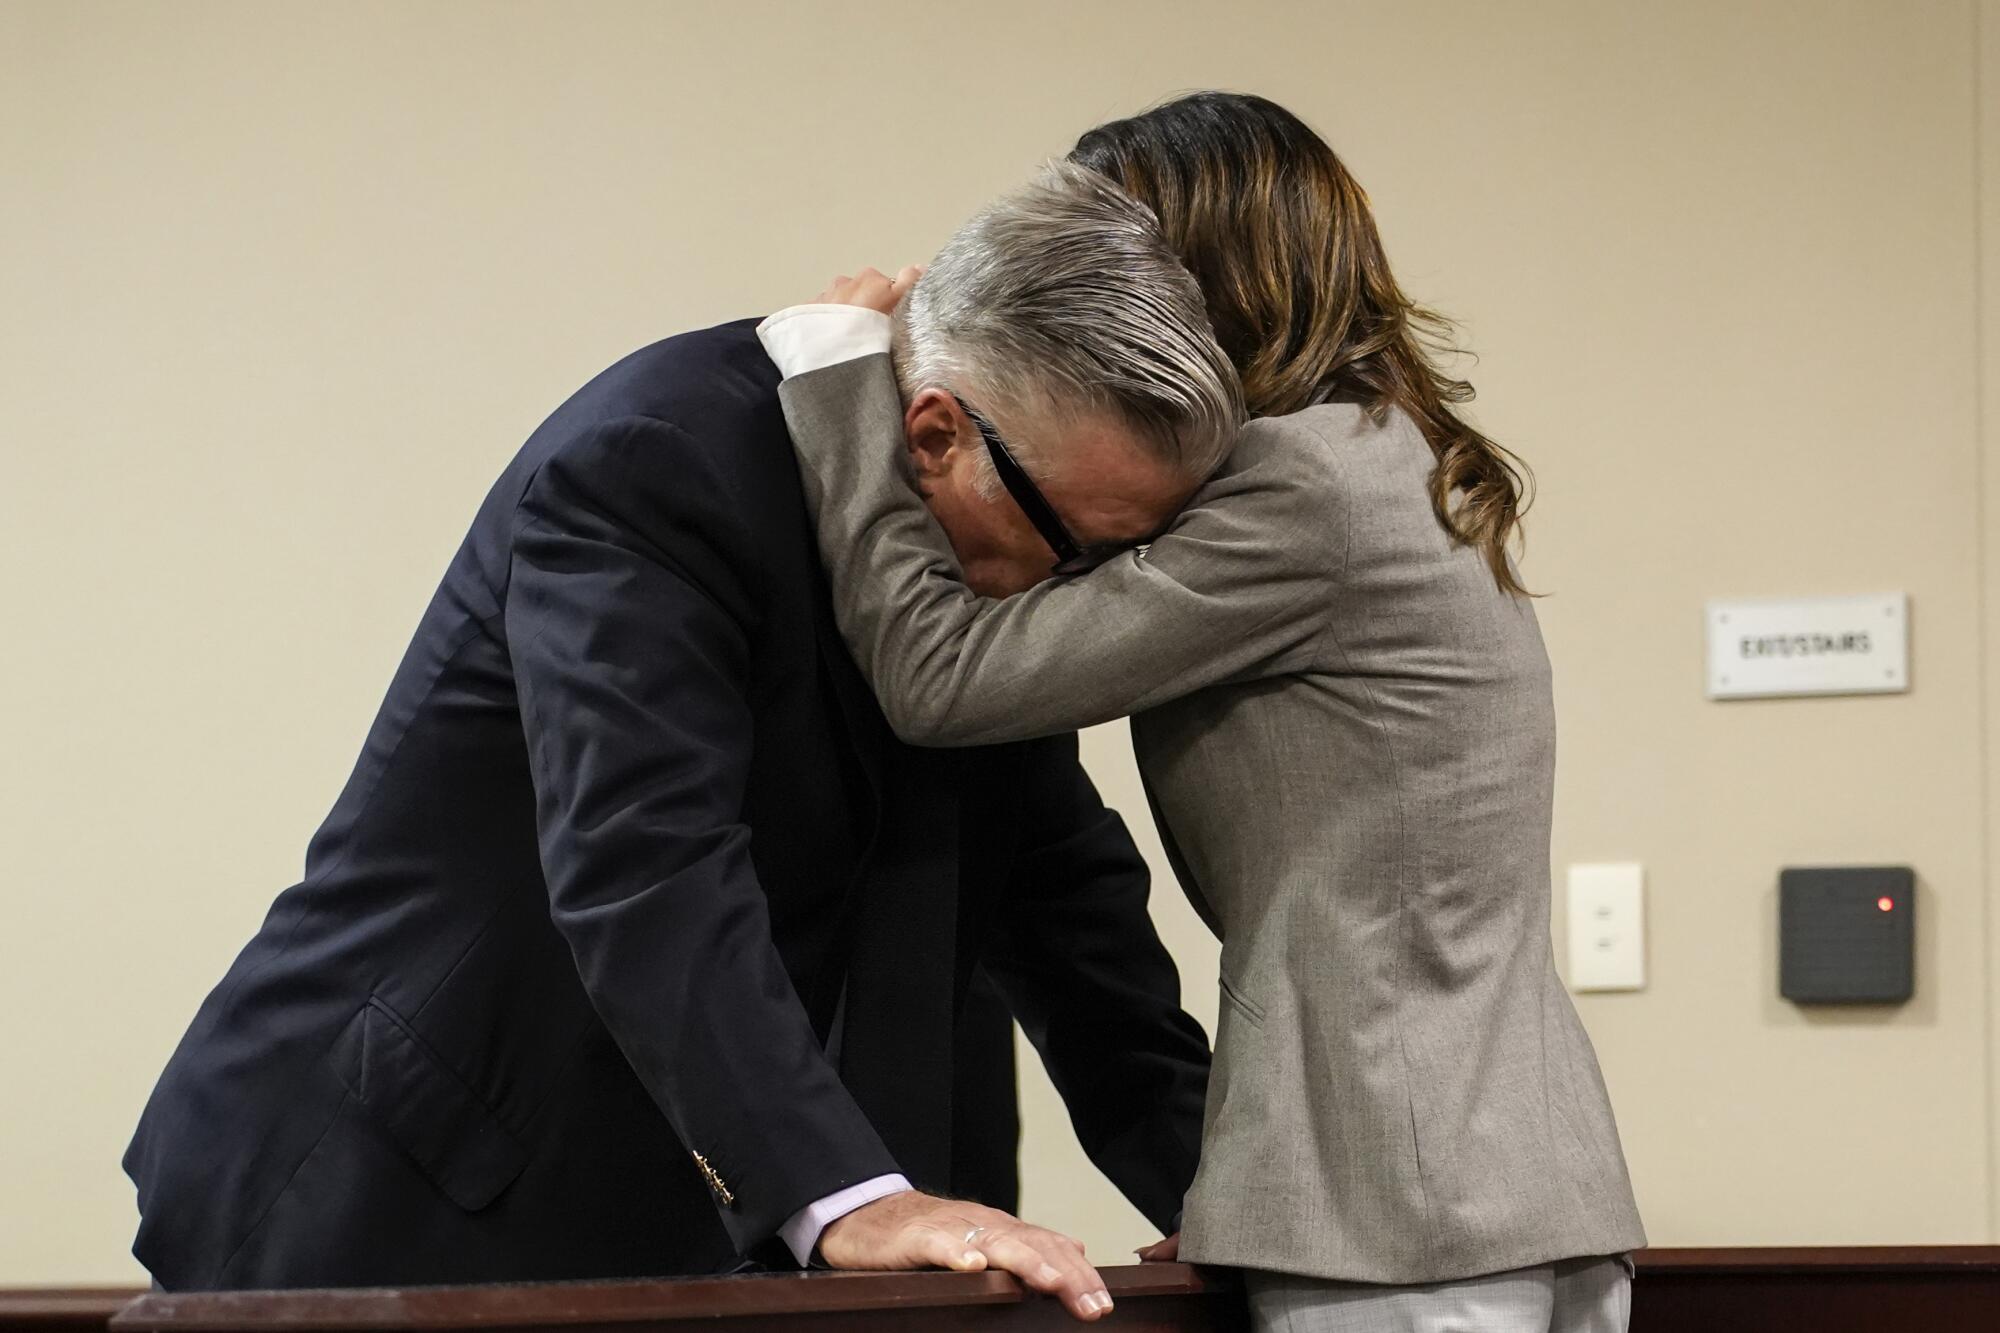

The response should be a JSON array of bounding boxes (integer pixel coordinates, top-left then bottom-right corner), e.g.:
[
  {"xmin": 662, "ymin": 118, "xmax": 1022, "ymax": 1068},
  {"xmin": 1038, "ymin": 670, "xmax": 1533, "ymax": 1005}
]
[{"xmin": 124, "ymin": 165, "xmax": 1239, "ymax": 1323}]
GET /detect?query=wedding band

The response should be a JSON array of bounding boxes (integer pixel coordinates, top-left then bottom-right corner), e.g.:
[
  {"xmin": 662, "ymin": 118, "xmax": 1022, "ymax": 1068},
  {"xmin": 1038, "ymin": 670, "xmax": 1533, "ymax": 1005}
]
[{"xmin": 964, "ymin": 1226, "xmax": 988, "ymax": 1245}]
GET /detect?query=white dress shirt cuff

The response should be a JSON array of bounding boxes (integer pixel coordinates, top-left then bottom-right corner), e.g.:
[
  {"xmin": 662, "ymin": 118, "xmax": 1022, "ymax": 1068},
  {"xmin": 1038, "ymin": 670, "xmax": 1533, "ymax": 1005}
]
[
  {"xmin": 757, "ymin": 305, "xmax": 893, "ymax": 379},
  {"xmin": 778, "ymin": 1172, "xmax": 914, "ymax": 1267}
]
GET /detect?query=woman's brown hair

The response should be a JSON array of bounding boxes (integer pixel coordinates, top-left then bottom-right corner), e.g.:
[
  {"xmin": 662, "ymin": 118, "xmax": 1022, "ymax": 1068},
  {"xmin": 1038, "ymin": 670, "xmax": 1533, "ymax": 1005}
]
[{"xmin": 1072, "ymin": 93, "xmax": 1533, "ymax": 595}]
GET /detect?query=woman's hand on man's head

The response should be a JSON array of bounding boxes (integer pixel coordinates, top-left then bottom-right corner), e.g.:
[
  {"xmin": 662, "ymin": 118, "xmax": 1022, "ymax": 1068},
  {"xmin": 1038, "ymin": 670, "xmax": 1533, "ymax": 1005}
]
[{"xmin": 815, "ymin": 264, "xmax": 923, "ymax": 314}]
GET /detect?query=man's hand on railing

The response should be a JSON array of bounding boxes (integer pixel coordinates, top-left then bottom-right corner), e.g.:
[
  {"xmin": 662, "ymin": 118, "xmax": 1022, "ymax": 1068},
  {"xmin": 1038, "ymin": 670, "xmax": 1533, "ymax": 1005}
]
[{"xmin": 818, "ymin": 1190, "xmax": 1114, "ymax": 1321}]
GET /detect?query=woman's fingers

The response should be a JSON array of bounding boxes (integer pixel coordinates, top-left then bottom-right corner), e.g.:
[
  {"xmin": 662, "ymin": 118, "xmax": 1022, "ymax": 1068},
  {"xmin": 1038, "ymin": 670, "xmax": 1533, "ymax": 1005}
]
[
  {"xmin": 849, "ymin": 266, "xmax": 898, "ymax": 314},
  {"xmin": 811, "ymin": 265, "xmax": 916, "ymax": 314}
]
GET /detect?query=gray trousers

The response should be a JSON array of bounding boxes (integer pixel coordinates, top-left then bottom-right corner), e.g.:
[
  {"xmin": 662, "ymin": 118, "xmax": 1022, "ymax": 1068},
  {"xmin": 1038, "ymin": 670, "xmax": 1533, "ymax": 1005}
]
[{"xmin": 1245, "ymin": 1255, "xmax": 1632, "ymax": 1333}]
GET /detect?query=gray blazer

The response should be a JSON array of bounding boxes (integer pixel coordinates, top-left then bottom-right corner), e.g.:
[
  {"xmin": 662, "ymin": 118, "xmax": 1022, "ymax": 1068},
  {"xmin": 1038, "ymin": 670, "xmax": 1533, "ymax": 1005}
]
[{"xmin": 779, "ymin": 354, "xmax": 1645, "ymax": 1284}]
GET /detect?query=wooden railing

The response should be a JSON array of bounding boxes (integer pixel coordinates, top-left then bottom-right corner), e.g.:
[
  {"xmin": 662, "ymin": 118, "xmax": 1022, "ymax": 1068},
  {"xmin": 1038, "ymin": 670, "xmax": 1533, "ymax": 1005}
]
[
  {"xmin": 108, "ymin": 1265, "xmax": 1241, "ymax": 1332},
  {"xmin": 9, "ymin": 1246, "xmax": 2000, "ymax": 1331},
  {"xmin": 0, "ymin": 1287, "xmax": 144, "ymax": 1331},
  {"xmin": 1629, "ymin": 1246, "xmax": 2000, "ymax": 1331}
]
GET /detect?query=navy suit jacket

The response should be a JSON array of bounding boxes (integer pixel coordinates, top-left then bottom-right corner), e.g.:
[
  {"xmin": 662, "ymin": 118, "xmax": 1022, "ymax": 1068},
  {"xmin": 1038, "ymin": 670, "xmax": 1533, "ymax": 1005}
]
[{"xmin": 124, "ymin": 321, "xmax": 1210, "ymax": 1290}]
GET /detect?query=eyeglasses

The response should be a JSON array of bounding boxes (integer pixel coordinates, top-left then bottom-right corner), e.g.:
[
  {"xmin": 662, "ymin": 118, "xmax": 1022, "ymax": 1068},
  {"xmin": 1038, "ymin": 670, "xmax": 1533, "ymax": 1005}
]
[{"xmin": 951, "ymin": 393, "xmax": 1136, "ymax": 577}]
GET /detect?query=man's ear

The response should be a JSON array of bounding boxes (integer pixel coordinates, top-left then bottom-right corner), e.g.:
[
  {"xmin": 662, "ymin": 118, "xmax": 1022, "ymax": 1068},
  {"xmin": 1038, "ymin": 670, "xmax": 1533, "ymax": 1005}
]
[{"xmin": 903, "ymin": 388, "xmax": 965, "ymax": 483}]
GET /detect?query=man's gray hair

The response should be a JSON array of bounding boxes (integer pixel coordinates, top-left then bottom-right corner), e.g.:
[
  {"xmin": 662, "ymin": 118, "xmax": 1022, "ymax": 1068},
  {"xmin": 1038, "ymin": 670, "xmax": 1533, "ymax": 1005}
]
[{"xmin": 893, "ymin": 160, "xmax": 1243, "ymax": 493}]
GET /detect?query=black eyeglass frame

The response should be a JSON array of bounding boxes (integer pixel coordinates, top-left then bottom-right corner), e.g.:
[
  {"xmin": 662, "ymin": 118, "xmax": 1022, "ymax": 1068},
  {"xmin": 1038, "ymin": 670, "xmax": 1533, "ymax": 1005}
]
[{"xmin": 951, "ymin": 393, "xmax": 1135, "ymax": 577}]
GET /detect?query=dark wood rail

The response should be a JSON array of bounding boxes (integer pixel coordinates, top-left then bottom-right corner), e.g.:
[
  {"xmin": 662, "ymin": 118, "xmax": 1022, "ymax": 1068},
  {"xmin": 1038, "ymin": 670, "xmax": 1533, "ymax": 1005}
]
[
  {"xmin": 13, "ymin": 1247, "xmax": 2000, "ymax": 1331},
  {"xmin": 1630, "ymin": 1246, "xmax": 2000, "ymax": 1331},
  {"xmin": 0, "ymin": 1288, "xmax": 144, "ymax": 1330},
  {"xmin": 108, "ymin": 1264, "xmax": 1244, "ymax": 1332}
]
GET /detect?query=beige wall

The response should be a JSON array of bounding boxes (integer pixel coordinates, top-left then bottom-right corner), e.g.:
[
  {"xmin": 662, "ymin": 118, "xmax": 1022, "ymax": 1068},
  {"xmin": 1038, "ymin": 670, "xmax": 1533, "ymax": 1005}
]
[
  {"xmin": 1980, "ymin": 0, "xmax": 2000, "ymax": 1254},
  {"xmin": 2, "ymin": 0, "xmax": 1994, "ymax": 1282}
]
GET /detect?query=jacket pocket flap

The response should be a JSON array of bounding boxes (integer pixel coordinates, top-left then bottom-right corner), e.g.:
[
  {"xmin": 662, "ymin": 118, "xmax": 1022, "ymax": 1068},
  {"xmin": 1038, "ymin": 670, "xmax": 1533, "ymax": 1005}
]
[{"xmin": 328, "ymin": 998, "xmax": 528, "ymax": 1212}]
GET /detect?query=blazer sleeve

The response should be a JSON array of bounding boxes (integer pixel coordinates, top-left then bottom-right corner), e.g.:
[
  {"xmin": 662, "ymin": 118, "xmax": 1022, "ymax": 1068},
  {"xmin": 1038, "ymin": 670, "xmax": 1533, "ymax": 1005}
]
[
  {"xmin": 778, "ymin": 354, "xmax": 1338, "ymax": 746},
  {"xmin": 979, "ymin": 736, "xmax": 1210, "ymax": 1235},
  {"xmin": 505, "ymin": 415, "xmax": 900, "ymax": 1255}
]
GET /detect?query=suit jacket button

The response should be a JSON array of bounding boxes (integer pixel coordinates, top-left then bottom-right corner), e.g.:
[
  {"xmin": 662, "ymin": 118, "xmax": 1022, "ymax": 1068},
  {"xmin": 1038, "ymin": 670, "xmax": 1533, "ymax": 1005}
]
[{"xmin": 692, "ymin": 1150, "xmax": 735, "ymax": 1207}]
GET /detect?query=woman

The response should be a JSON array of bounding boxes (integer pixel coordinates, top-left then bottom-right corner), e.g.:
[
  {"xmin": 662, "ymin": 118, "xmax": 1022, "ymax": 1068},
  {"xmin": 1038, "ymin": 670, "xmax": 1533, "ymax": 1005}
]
[{"xmin": 766, "ymin": 93, "xmax": 1644, "ymax": 1332}]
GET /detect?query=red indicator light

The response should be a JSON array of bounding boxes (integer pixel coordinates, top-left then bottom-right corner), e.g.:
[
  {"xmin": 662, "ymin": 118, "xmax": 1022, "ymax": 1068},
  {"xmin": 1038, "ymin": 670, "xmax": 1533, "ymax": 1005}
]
[{"xmin": 1877, "ymin": 897, "xmax": 1895, "ymax": 912}]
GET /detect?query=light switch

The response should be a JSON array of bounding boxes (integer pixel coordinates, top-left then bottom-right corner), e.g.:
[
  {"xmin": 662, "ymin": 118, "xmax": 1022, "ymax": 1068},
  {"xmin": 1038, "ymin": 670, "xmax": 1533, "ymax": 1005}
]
[{"xmin": 1567, "ymin": 863, "xmax": 1645, "ymax": 991}]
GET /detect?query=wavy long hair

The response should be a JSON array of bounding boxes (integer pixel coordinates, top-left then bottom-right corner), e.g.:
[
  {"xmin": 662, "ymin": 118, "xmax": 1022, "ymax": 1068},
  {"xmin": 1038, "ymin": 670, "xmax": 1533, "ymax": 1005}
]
[{"xmin": 1072, "ymin": 92, "xmax": 1533, "ymax": 595}]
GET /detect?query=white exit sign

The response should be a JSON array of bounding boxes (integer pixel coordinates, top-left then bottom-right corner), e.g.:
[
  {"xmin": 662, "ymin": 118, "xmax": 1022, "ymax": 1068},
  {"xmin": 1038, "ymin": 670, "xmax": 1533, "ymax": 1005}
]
[{"xmin": 1706, "ymin": 593, "xmax": 1908, "ymax": 699}]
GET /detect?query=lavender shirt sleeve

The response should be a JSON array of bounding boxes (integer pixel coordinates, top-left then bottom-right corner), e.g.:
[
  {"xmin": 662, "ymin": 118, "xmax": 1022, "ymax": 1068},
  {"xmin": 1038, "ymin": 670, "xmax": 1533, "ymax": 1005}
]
[{"xmin": 777, "ymin": 1172, "xmax": 914, "ymax": 1266}]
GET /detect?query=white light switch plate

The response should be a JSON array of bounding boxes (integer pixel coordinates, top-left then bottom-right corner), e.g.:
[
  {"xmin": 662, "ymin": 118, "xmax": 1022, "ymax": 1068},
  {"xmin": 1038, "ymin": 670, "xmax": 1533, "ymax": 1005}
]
[{"xmin": 1568, "ymin": 863, "xmax": 1645, "ymax": 991}]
